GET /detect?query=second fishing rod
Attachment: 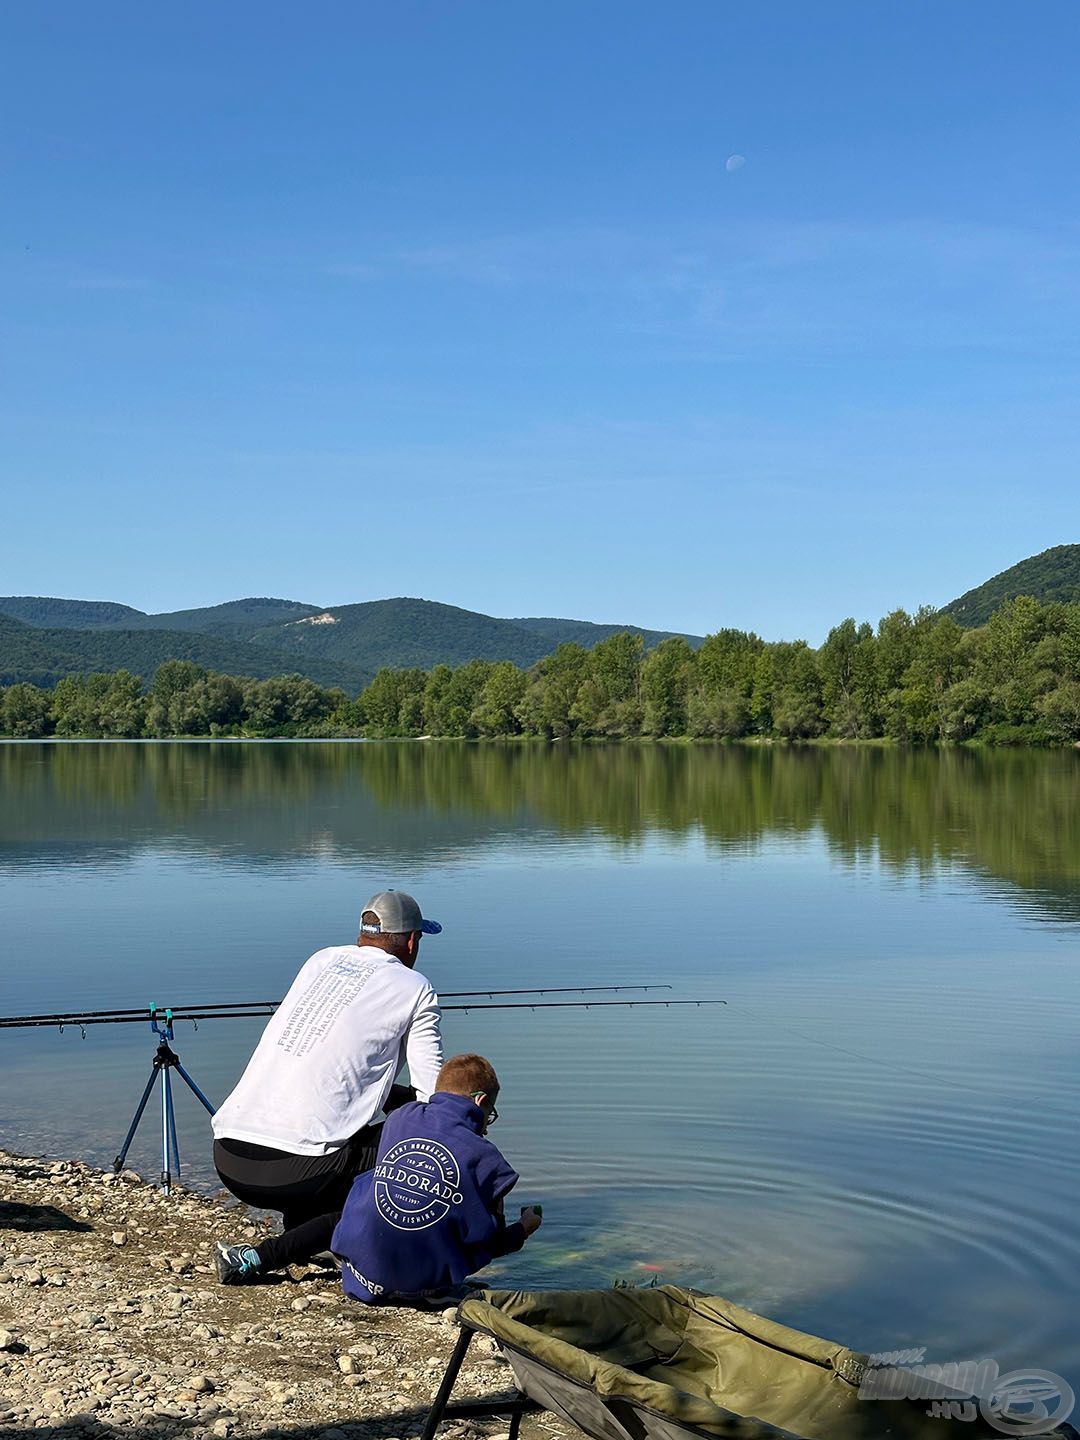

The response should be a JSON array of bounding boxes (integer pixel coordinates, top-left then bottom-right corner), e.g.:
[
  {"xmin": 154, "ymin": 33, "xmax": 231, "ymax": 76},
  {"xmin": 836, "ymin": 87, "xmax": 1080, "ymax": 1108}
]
[
  {"xmin": 0, "ymin": 985, "xmax": 712, "ymax": 1030},
  {"xmin": 14, "ymin": 990, "xmax": 724, "ymax": 1195}
]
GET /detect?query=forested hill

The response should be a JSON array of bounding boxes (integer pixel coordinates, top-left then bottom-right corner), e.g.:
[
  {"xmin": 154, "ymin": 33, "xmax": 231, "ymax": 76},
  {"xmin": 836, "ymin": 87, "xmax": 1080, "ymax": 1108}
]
[
  {"xmin": 0, "ymin": 613, "xmax": 370, "ymax": 691},
  {"xmin": 0, "ymin": 596, "xmax": 322, "ymax": 635},
  {"xmin": 7, "ymin": 594, "xmax": 1080, "ymax": 744},
  {"xmin": 0, "ymin": 594, "xmax": 702, "ymax": 685},
  {"xmin": 118, "ymin": 597, "xmax": 323, "ymax": 637},
  {"xmin": 511, "ymin": 616, "xmax": 696, "ymax": 649},
  {"xmin": 0, "ymin": 597, "xmax": 145, "ymax": 628},
  {"xmin": 251, "ymin": 598, "xmax": 702, "ymax": 671},
  {"xmin": 943, "ymin": 545, "xmax": 1080, "ymax": 626}
]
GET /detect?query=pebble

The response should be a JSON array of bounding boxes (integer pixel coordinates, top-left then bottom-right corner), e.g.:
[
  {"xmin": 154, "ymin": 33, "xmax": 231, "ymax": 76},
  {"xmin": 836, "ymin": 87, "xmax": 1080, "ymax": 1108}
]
[{"xmin": 0, "ymin": 1144, "xmax": 565, "ymax": 1440}]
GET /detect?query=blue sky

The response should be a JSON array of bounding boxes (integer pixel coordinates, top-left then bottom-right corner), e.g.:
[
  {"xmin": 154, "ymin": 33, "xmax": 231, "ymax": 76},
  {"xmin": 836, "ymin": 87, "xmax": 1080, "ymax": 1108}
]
[{"xmin": 4, "ymin": 2, "xmax": 1079, "ymax": 642}]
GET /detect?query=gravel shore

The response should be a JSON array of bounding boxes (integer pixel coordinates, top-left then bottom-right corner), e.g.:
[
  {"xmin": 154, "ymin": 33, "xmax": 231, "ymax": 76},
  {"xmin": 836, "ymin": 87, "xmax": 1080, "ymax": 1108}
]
[{"xmin": 0, "ymin": 1150, "xmax": 572, "ymax": 1440}]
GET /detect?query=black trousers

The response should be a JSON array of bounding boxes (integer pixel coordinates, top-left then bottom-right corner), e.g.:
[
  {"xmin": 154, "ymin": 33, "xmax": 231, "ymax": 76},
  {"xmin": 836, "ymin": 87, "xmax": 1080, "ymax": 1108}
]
[
  {"xmin": 213, "ymin": 1130, "xmax": 377, "ymax": 1269},
  {"xmin": 213, "ymin": 1087, "xmax": 415, "ymax": 1270}
]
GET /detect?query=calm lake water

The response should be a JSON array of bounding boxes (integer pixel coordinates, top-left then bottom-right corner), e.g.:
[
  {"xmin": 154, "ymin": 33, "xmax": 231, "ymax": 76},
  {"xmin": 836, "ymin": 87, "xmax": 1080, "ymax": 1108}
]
[{"xmin": 2, "ymin": 741, "xmax": 1078, "ymax": 1389}]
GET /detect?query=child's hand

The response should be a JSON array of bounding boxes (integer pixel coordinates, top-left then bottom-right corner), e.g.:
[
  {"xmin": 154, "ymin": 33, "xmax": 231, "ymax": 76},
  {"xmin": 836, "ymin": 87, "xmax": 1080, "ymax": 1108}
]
[{"xmin": 520, "ymin": 1205, "xmax": 543, "ymax": 1237}]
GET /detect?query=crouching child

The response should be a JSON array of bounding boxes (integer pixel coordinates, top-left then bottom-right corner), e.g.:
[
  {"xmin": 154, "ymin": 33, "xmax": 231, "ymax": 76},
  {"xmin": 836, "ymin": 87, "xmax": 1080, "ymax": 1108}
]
[{"xmin": 332, "ymin": 1053, "xmax": 542, "ymax": 1306}]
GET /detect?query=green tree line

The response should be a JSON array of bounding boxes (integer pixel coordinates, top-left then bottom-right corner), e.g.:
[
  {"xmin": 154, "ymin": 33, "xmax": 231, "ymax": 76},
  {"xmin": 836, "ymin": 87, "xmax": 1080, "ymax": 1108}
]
[{"xmin": 3, "ymin": 597, "xmax": 1080, "ymax": 744}]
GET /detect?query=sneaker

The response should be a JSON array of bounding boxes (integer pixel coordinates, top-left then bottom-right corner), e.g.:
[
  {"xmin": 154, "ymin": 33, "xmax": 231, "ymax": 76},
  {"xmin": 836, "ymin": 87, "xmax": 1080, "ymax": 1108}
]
[
  {"xmin": 308, "ymin": 1250, "xmax": 343, "ymax": 1271},
  {"xmin": 215, "ymin": 1241, "xmax": 263, "ymax": 1285}
]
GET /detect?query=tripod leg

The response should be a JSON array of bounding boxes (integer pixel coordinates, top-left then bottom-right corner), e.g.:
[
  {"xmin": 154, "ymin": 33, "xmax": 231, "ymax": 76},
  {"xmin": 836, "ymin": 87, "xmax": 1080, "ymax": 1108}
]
[
  {"xmin": 165, "ymin": 1067, "xmax": 182, "ymax": 1184},
  {"xmin": 174, "ymin": 1062, "xmax": 216, "ymax": 1116},
  {"xmin": 160, "ymin": 1066, "xmax": 174, "ymax": 1194},
  {"xmin": 114, "ymin": 1068, "xmax": 159, "ymax": 1173}
]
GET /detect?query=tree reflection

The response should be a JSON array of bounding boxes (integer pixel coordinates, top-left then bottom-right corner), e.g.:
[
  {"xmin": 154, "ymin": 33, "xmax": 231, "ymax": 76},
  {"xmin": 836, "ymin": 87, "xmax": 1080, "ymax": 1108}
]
[{"xmin": 2, "ymin": 742, "xmax": 1079, "ymax": 920}]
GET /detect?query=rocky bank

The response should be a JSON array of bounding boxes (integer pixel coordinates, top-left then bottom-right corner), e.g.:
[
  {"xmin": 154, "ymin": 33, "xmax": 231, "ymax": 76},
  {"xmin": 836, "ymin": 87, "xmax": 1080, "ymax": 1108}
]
[{"xmin": 0, "ymin": 1151, "xmax": 573, "ymax": 1440}]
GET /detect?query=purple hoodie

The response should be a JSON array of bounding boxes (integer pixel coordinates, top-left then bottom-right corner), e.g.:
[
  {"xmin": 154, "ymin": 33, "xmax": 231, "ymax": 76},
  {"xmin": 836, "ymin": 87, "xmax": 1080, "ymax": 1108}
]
[{"xmin": 332, "ymin": 1092, "xmax": 526, "ymax": 1302}]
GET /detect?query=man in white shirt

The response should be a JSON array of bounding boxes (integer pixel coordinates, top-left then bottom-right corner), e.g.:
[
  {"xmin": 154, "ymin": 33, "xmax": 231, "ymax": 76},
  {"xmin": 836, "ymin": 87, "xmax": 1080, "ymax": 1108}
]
[{"xmin": 211, "ymin": 889, "xmax": 443, "ymax": 1280}]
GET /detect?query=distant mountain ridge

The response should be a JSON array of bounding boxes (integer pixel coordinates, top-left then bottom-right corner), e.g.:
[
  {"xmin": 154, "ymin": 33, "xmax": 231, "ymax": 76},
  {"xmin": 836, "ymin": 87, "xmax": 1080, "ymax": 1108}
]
[
  {"xmin": 0, "ymin": 593, "xmax": 702, "ymax": 689},
  {"xmin": 943, "ymin": 544, "xmax": 1080, "ymax": 626},
  {"xmin": 118, "ymin": 597, "xmax": 323, "ymax": 638},
  {"xmin": 0, "ymin": 611, "xmax": 371, "ymax": 691},
  {"xmin": 0, "ymin": 596, "xmax": 323, "ymax": 635},
  {"xmin": 511, "ymin": 616, "xmax": 695, "ymax": 648},
  {"xmin": 0, "ymin": 597, "xmax": 145, "ymax": 629},
  {"xmin": 253, "ymin": 598, "xmax": 564, "ymax": 671}
]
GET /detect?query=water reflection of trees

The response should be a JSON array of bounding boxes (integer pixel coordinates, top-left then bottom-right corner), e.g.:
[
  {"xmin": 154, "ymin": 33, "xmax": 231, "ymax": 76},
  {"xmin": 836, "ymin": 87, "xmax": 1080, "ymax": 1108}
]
[{"xmin": 3, "ymin": 742, "xmax": 1079, "ymax": 917}]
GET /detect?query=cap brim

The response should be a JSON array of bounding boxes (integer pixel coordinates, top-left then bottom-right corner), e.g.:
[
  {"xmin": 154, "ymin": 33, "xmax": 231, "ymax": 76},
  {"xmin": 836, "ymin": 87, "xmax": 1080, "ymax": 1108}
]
[{"xmin": 420, "ymin": 919, "xmax": 442, "ymax": 935}]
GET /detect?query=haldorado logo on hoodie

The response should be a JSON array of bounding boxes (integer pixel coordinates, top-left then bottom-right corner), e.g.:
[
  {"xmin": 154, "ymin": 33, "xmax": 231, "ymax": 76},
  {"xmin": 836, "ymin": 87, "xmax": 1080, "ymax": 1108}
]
[{"xmin": 373, "ymin": 1136, "xmax": 465, "ymax": 1230}]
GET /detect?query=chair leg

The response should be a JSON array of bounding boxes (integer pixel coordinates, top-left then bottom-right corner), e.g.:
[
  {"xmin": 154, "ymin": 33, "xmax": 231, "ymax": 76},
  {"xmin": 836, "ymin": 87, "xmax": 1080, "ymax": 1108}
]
[{"xmin": 421, "ymin": 1324, "xmax": 475, "ymax": 1440}]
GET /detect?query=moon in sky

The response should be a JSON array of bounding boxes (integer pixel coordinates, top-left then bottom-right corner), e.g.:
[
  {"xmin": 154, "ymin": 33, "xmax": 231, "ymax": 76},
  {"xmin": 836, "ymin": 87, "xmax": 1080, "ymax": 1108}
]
[{"xmin": 725, "ymin": 154, "xmax": 746, "ymax": 172}]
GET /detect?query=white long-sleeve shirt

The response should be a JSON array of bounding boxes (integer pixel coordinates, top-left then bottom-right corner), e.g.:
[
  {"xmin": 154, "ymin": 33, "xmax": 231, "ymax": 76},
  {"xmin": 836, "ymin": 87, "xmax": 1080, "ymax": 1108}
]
[{"xmin": 211, "ymin": 945, "xmax": 443, "ymax": 1156}]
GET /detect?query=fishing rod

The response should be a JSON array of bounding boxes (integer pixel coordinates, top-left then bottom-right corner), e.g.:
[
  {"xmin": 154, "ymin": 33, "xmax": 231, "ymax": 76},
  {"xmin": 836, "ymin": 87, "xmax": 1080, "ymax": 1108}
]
[
  {"xmin": 448, "ymin": 999, "xmax": 725, "ymax": 1011},
  {"xmin": 0, "ymin": 985, "xmax": 675, "ymax": 1031},
  {"xmin": 0, "ymin": 998, "xmax": 724, "ymax": 1030},
  {"xmin": 1, "ymin": 991, "xmax": 724, "ymax": 1197},
  {"xmin": 444, "ymin": 985, "xmax": 667, "ymax": 999}
]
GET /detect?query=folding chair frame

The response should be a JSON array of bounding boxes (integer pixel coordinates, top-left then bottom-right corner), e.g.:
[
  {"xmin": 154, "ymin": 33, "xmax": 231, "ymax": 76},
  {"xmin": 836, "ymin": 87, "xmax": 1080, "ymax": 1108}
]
[{"xmin": 421, "ymin": 1322, "xmax": 544, "ymax": 1440}]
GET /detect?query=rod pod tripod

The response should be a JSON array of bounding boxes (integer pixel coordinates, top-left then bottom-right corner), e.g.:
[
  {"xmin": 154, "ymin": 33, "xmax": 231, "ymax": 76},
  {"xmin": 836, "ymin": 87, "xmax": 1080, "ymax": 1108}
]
[{"xmin": 112, "ymin": 1007, "xmax": 216, "ymax": 1194}]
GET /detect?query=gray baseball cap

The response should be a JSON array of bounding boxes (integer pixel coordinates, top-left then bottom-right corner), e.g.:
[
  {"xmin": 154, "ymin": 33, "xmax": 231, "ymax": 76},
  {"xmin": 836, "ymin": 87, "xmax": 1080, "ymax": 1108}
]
[{"xmin": 360, "ymin": 889, "xmax": 443, "ymax": 936}]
